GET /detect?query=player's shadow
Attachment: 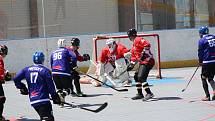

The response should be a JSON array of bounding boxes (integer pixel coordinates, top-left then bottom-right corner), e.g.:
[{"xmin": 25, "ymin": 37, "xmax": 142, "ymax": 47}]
[
  {"xmin": 86, "ymin": 93, "xmax": 113, "ymax": 97},
  {"xmin": 148, "ymin": 96, "xmax": 183, "ymax": 101}
]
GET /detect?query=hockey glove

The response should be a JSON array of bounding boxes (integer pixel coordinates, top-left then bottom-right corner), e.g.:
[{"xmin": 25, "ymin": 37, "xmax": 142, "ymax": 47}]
[
  {"xmin": 127, "ymin": 63, "xmax": 135, "ymax": 71},
  {"xmin": 52, "ymin": 93, "xmax": 61, "ymax": 104},
  {"xmin": 20, "ymin": 88, "xmax": 28, "ymax": 95},
  {"xmin": 19, "ymin": 83, "xmax": 28, "ymax": 95},
  {"xmin": 5, "ymin": 71, "xmax": 12, "ymax": 81},
  {"xmin": 140, "ymin": 52, "xmax": 146, "ymax": 61},
  {"xmin": 83, "ymin": 54, "xmax": 90, "ymax": 61}
]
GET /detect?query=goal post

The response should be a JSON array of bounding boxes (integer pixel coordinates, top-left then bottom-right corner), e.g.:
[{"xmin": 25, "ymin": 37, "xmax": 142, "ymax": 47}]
[{"xmin": 88, "ymin": 33, "xmax": 162, "ymax": 79}]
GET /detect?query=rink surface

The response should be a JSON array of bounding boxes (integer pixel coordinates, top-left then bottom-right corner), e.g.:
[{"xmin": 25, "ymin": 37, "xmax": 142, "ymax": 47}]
[{"xmin": 3, "ymin": 67, "xmax": 215, "ymax": 121}]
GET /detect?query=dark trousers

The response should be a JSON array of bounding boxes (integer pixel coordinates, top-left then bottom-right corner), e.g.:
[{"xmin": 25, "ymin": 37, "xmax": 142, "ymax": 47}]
[
  {"xmin": 53, "ymin": 74, "xmax": 71, "ymax": 94},
  {"xmin": 134, "ymin": 64, "xmax": 153, "ymax": 95},
  {"xmin": 34, "ymin": 103, "xmax": 54, "ymax": 121},
  {"xmin": 0, "ymin": 84, "xmax": 5, "ymax": 118},
  {"xmin": 201, "ymin": 63, "xmax": 215, "ymax": 97},
  {"xmin": 71, "ymin": 71, "xmax": 81, "ymax": 93}
]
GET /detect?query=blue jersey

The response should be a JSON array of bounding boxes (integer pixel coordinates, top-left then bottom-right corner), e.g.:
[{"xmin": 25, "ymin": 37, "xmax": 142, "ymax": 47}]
[
  {"xmin": 13, "ymin": 64, "xmax": 57, "ymax": 107},
  {"xmin": 198, "ymin": 34, "xmax": 215, "ymax": 65},
  {"xmin": 50, "ymin": 47, "xmax": 77, "ymax": 76}
]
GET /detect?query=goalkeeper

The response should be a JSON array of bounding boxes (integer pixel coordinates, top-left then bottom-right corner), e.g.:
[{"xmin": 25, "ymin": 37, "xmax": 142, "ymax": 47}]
[{"xmin": 92, "ymin": 38, "xmax": 132, "ymax": 87}]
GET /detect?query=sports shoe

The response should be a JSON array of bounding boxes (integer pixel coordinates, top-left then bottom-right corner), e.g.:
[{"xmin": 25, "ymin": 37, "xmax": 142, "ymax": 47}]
[
  {"xmin": 57, "ymin": 92, "xmax": 65, "ymax": 107},
  {"xmin": 71, "ymin": 91, "xmax": 77, "ymax": 97},
  {"xmin": 131, "ymin": 94, "xmax": 144, "ymax": 100},
  {"xmin": 201, "ymin": 96, "xmax": 210, "ymax": 101},
  {"xmin": 76, "ymin": 92, "xmax": 87, "ymax": 97},
  {"xmin": 143, "ymin": 93, "xmax": 154, "ymax": 101},
  {"xmin": 123, "ymin": 80, "xmax": 132, "ymax": 87}
]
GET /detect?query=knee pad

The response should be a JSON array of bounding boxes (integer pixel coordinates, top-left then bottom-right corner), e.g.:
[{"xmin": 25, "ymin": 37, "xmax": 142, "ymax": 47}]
[{"xmin": 0, "ymin": 97, "xmax": 6, "ymax": 104}]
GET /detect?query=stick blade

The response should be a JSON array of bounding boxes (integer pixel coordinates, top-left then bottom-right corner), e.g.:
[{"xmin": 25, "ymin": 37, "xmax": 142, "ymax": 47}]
[
  {"xmin": 181, "ymin": 89, "xmax": 185, "ymax": 92},
  {"xmin": 93, "ymin": 102, "xmax": 108, "ymax": 113},
  {"xmin": 116, "ymin": 88, "xmax": 128, "ymax": 92}
]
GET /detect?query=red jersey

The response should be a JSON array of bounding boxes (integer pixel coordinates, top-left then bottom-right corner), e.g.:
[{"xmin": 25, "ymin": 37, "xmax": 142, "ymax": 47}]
[
  {"xmin": 0, "ymin": 55, "xmax": 5, "ymax": 83},
  {"xmin": 130, "ymin": 37, "xmax": 155, "ymax": 65},
  {"xmin": 66, "ymin": 46, "xmax": 85, "ymax": 62},
  {"xmin": 100, "ymin": 43, "xmax": 129, "ymax": 63}
]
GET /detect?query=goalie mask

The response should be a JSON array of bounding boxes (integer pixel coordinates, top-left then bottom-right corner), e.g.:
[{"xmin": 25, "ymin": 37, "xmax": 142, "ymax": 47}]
[
  {"xmin": 57, "ymin": 39, "xmax": 67, "ymax": 48},
  {"xmin": 106, "ymin": 38, "xmax": 116, "ymax": 53},
  {"xmin": 0, "ymin": 45, "xmax": 8, "ymax": 56},
  {"xmin": 33, "ymin": 52, "xmax": 45, "ymax": 64}
]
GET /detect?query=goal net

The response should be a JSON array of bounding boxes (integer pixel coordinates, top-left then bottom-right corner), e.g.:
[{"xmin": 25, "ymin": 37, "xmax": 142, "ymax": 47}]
[{"xmin": 87, "ymin": 33, "xmax": 161, "ymax": 79}]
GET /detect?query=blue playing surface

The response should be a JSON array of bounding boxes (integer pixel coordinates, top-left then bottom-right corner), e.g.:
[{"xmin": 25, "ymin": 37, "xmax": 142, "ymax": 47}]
[{"xmin": 104, "ymin": 78, "xmax": 184, "ymax": 87}]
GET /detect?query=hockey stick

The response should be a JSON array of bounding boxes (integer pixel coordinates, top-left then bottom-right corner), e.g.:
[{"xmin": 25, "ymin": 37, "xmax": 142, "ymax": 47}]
[
  {"xmin": 62, "ymin": 101, "xmax": 108, "ymax": 113},
  {"xmin": 181, "ymin": 66, "xmax": 199, "ymax": 92},
  {"xmin": 75, "ymin": 68, "xmax": 128, "ymax": 92}
]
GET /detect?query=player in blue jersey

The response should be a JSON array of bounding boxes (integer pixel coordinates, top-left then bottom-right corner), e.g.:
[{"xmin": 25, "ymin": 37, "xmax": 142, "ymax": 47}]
[
  {"xmin": 50, "ymin": 39, "xmax": 77, "ymax": 105},
  {"xmin": 198, "ymin": 26, "xmax": 215, "ymax": 101},
  {"xmin": 13, "ymin": 52, "xmax": 61, "ymax": 121}
]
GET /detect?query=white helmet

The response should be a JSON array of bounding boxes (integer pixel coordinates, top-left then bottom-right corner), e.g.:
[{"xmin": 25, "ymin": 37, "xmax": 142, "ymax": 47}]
[
  {"xmin": 106, "ymin": 38, "xmax": 116, "ymax": 52},
  {"xmin": 106, "ymin": 38, "xmax": 115, "ymax": 45},
  {"xmin": 57, "ymin": 39, "xmax": 67, "ymax": 48}
]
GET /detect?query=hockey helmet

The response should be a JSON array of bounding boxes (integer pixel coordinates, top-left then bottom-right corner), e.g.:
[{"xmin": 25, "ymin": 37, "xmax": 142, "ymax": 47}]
[
  {"xmin": 57, "ymin": 39, "xmax": 67, "ymax": 48},
  {"xmin": 106, "ymin": 38, "xmax": 115, "ymax": 45},
  {"xmin": 0, "ymin": 45, "xmax": 8, "ymax": 56},
  {"xmin": 106, "ymin": 38, "xmax": 116, "ymax": 52},
  {"xmin": 199, "ymin": 26, "xmax": 209, "ymax": 35},
  {"xmin": 71, "ymin": 38, "xmax": 80, "ymax": 46},
  {"xmin": 127, "ymin": 28, "xmax": 137, "ymax": 37},
  {"xmin": 33, "ymin": 52, "xmax": 45, "ymax": 64}
]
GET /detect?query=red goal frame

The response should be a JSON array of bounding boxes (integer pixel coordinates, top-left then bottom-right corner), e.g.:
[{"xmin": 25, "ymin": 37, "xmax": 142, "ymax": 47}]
[{"xmin": 92, "ymin": 33, "xmax": 161, "ymax": 79}]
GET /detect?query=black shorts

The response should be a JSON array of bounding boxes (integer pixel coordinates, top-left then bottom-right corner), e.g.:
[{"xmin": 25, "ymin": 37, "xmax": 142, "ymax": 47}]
[
  {"xmin": 53, "ymin": 74, "xmax": 72, "ymax": 90},
  {"xmin": 201, "ymin": 63, "xmax": 215, "ymax": 79},
  {"xmin": 135, "ymin": 64, "xmax": 153, "ymax": 82},
  {"xmin": 34, "ymin": 103, "xmax": 54, "ymax": 121}
]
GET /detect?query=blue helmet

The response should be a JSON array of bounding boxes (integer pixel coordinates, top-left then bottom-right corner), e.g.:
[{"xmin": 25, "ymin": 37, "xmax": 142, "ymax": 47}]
[
  {"xmin": 199, "ymin": 26, "xmax": 209, "ymax": 35},
  {"xmin": 33, "ymin": 52, "xmax": 45, "ymax": 64}
]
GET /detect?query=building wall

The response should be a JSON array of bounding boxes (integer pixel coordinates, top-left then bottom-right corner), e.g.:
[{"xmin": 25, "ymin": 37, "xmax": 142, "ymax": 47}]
[{"xmin": 37, "ymin": 0, "xmax": 119, "ymax": 37}]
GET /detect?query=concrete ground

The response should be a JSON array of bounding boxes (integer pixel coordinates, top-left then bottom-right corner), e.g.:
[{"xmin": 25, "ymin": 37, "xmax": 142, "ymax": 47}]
[{"xmin": 3, "ymin": 67, "xmax": 215, "ymax": 121}]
